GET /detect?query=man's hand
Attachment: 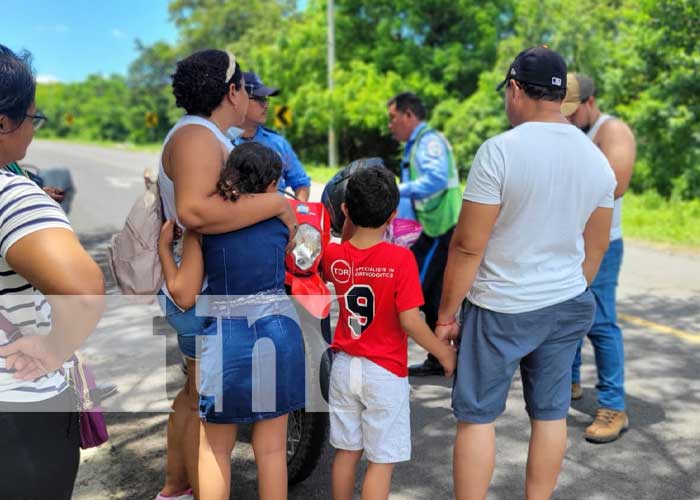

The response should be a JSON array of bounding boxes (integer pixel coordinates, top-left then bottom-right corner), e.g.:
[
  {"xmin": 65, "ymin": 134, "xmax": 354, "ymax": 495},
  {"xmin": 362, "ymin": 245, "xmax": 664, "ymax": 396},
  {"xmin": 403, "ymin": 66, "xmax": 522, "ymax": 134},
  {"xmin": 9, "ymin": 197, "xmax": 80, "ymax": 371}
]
[
  {"xmin": 0, "ymin": 335, "xmax": 67, "ymax": 381},
  {"xmin": 435, "ymin": 321, "xmax": 460, "ymax": 345}
]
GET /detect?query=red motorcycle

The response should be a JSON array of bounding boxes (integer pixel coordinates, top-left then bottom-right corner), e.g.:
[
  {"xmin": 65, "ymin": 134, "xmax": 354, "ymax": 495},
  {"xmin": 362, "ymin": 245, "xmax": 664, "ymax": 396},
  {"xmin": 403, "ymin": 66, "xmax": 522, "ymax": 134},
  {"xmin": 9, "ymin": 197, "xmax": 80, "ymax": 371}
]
[{"xmin": 283, "ymin": 197, "xmax": 334, "ymax": 485}]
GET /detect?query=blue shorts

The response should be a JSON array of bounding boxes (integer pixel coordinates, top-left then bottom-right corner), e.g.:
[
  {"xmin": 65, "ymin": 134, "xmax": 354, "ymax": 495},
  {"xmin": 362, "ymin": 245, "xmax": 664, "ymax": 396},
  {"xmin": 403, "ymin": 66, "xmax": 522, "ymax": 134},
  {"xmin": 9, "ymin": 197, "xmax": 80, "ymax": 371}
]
[
  {"xmin": 157, "ymin": 290, "xmax": 211, "ymax": 360},
  {"xmin": 452, "ymin": 289, "xmax": 595, "ymax": 423}
]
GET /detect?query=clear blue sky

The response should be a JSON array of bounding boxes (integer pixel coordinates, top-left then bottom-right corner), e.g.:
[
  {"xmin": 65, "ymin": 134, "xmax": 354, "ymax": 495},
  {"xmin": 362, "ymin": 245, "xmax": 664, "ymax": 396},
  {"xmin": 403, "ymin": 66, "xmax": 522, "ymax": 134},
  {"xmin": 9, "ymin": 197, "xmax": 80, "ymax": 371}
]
[{"xmin": 4, "ymin": 0, "xmax": 178, "ymax": 83}]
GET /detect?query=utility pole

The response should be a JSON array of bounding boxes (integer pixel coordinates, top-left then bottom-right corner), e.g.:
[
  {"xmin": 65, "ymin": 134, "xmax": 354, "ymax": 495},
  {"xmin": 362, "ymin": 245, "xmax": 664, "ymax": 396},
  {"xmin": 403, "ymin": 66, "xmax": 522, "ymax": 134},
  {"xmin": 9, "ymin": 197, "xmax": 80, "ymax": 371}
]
[{"xmin": 327, "ymin": 0, "xmax": 338, "ymax": 167}]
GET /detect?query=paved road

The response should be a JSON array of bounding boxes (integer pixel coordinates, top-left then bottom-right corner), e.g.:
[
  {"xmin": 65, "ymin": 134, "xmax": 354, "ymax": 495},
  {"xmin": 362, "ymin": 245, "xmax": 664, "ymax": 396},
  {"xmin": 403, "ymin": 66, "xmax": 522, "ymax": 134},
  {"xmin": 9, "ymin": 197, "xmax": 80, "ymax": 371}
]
[{"xmin": 22, "ymin": 140, "xmax": 700, "ymax": 499}]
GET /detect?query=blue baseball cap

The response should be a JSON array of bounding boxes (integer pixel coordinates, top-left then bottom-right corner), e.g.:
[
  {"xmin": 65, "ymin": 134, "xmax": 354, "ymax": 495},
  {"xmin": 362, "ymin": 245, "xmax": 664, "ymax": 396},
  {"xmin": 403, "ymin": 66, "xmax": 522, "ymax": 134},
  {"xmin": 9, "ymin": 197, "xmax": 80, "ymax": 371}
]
[{"xmin": 243, "ymin": 71, "xmax": 280, "ymax": 97}]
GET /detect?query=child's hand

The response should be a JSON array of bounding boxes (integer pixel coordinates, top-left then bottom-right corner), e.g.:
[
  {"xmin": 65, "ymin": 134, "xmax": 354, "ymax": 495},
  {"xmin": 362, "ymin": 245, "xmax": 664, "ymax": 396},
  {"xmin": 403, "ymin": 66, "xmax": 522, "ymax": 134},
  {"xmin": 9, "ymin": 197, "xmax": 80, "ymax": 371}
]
[
  {"xmin": 159, "ymin": 220, "xmax": 176, "ymax": 249},
  {"xmin": 278, "ymin": 202, "xmax": 298, "ymax": 253},
  {"xmin": 439, "ymin": 345, "xmax": 458, "ymax": 378}
]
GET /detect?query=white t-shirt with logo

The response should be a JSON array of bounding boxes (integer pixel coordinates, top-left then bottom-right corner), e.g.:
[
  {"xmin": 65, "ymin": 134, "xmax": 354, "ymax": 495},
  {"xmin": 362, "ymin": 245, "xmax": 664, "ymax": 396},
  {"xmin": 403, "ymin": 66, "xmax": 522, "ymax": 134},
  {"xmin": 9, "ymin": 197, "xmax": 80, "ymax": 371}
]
[{"xmin": 463, "ymin": 121, "xmax": 617, "ymax": 314}]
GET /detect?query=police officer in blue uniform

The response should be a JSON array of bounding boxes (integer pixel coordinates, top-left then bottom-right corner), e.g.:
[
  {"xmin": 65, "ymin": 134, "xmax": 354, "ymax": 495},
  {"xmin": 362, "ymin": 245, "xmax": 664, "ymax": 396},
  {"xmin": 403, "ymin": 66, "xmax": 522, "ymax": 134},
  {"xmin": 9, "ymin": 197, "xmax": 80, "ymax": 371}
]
[
  {"xmin": 387, "ymin": 92, "xmax": 462, "ymax": 376},
  {"xmin": 232, "ymin": 72, "xmax": 311, "ymax": 201}
]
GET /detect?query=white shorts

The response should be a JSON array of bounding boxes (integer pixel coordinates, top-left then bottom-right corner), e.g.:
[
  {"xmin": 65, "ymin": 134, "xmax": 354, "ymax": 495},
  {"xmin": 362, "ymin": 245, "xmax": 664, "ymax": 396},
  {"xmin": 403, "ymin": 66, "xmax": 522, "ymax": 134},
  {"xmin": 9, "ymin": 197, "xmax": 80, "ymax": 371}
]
[{"xmin": 329, "ymin": 352, "xmax": 411, "ymax": 464}]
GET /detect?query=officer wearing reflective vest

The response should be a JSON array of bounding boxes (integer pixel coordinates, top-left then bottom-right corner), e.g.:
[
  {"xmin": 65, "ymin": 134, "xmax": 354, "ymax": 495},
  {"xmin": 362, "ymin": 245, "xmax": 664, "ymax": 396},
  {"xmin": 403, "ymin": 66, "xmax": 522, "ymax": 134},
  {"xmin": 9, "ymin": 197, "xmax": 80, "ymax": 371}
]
[
  {"xmin": 387, "ymin": 92, "xmax": 461, "ymax": 376},
  {"xmin": 231, "ymin": 71, "xmax": 311, "ymax": 201}
]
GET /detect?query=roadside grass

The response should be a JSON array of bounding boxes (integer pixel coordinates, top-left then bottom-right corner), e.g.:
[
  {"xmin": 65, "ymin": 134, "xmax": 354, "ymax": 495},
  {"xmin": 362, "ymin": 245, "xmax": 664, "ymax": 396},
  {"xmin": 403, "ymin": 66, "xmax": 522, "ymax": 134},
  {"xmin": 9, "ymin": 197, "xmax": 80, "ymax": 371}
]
[{"xmin": 621, "ymin": 191, "xmax": 700, "ymax": 248}]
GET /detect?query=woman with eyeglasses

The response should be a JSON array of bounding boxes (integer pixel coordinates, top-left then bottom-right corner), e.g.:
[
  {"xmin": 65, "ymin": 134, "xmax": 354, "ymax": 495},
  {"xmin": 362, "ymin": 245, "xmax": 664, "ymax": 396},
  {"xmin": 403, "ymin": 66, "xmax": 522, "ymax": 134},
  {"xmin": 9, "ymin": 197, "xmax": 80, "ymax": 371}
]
[
  {"xmin": 1, "ymin": 100, "xmax": 72, "ymax": 208},
  {"xmin": 0, "ymin": 44, "xmax": 105, "ymax": 500}
]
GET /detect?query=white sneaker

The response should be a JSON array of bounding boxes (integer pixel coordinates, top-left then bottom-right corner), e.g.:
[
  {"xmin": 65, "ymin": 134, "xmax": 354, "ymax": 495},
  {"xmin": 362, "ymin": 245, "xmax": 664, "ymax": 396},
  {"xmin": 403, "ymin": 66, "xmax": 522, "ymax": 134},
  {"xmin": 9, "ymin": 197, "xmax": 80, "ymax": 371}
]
[{"xmin": 154, "ymin": 489, "xmax": 194, "ymax": 500}]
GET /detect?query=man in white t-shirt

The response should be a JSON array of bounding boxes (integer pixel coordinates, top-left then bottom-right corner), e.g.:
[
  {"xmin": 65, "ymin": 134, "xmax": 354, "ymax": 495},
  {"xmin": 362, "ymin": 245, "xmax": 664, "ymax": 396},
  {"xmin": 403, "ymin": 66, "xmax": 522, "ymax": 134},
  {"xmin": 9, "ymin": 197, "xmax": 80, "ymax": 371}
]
[{"xmin": 435, "ymin": 47, "xmax": 617, "ymax": 500}]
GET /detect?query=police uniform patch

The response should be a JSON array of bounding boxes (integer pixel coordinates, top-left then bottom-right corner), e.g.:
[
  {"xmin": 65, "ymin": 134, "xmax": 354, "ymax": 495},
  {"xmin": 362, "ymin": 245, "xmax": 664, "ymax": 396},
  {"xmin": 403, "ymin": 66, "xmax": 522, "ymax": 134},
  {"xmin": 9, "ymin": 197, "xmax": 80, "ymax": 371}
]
[{"xmin": 425, "ymin": 138, "xmax": 444, "ymax": 158}]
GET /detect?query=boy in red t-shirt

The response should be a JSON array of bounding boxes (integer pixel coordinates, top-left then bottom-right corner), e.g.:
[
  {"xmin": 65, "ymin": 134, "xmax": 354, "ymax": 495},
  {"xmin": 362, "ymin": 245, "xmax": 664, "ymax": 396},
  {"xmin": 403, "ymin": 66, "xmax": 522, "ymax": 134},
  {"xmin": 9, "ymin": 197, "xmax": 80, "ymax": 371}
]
[{"xmin": 322, "ymin": 166, "xmax": 456, "ymax": 500}]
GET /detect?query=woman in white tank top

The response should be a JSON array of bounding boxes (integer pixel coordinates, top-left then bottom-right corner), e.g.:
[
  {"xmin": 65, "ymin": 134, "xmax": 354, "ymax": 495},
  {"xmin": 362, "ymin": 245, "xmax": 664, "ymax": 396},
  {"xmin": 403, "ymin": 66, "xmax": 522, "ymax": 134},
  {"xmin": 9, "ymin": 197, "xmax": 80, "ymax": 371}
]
[{"xmin": 154, "ymin": 50, "xmax": 297, "ymax": 500}]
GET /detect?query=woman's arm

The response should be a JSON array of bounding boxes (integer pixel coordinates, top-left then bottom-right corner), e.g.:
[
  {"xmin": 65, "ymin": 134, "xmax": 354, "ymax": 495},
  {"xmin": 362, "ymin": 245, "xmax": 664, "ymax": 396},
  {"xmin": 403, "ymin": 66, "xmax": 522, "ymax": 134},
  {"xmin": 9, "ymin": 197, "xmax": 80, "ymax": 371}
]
[
  {"xmin": 158, "ymin": 220, "xmax": 203, "ymax": 310},
  {"xmin": 0, "ymin": 228, "xmax": 105, "ymax": 379},
  {"xmin": 168, "ymin": 127, "xmax": 298, "ymax": 236}
]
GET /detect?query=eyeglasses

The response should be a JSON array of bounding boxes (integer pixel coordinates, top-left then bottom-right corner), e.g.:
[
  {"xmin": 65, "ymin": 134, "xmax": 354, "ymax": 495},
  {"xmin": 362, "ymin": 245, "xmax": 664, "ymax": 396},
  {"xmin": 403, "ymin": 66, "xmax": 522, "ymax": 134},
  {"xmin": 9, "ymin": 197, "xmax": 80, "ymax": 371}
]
[
  {"xmin": 26, "ymin": 112, "xmax": 47, "ymax": 131},
  {"xmin": 250, "ymin": 95, "xmax": 269, "ymax": 105},
  {"xmin": 0, "ymin": 111, "xmax": 47, "ymax": 134}
]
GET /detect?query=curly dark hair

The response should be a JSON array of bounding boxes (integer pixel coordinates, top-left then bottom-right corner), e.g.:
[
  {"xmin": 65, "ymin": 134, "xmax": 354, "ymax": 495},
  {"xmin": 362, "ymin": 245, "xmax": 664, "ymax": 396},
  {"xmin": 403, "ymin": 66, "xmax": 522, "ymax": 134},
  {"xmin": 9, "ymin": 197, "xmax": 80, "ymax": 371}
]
[
  {"xmin": 0, "ymin": 45, "xmax": 35, "ymax": 124},
  {"xmin": 171, "ymin": 49, "xmax": 243, "ymax": 116},
  {"xmin": 217, "ymin": 142, "xmax": 282, "ymax": 202},
  {"xmin": 345, "ymin": 166, "xmax": 399, "ymax": 228}
]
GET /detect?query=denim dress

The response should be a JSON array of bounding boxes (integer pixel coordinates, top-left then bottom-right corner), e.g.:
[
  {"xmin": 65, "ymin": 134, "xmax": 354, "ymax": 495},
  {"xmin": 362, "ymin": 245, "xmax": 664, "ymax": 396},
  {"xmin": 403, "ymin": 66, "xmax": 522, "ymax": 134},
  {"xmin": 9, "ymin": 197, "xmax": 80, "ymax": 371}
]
[{"xmin": 197, "ymin": 218, "xmax": 306, "ymax": 423}]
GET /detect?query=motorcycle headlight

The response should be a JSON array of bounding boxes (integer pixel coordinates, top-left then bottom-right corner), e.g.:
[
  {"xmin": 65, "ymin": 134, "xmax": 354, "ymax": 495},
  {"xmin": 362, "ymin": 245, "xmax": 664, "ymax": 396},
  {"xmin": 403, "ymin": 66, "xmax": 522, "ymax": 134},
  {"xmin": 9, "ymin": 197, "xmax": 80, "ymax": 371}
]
[{"xmin": 293, "ymin": 223, "xmax": 322, "ymax": 271}]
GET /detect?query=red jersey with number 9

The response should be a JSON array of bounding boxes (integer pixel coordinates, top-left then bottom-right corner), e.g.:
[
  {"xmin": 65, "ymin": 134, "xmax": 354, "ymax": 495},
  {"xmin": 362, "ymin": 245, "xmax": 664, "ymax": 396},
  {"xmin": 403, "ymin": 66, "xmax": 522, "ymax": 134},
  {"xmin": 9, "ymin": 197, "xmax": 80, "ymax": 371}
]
[{"xmin": 322, "ymin": 241, "xmax": 424, "ymax": 377}]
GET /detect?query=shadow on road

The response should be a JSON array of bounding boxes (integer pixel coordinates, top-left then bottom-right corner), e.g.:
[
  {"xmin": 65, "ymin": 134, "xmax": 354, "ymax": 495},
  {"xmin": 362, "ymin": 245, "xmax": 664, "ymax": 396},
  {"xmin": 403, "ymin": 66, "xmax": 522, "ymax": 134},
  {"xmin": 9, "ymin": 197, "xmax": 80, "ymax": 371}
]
[{"xmin": 620, "ymin": 293, "xmax": 700, "ymax": 333}]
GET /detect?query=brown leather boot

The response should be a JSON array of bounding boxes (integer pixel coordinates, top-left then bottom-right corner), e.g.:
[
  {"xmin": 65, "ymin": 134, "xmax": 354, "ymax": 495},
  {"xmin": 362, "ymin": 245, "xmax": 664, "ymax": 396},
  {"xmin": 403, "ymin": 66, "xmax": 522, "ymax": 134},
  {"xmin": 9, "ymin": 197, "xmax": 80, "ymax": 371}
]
[
  {"xmin": 585, "ymin": 408, "xmax": 629, "ymax": 443},
  {"xmin": 571, "ymin": 382, "xmax": 583, "ymax": 400}
]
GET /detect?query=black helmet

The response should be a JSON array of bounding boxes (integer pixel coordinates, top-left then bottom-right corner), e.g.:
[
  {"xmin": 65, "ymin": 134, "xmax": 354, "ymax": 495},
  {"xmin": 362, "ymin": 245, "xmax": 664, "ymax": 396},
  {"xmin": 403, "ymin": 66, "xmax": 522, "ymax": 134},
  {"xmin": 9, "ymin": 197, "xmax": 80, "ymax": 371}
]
[{"xmin": 321, "ymin": 157, "xmax": 386, "ymax": 236}]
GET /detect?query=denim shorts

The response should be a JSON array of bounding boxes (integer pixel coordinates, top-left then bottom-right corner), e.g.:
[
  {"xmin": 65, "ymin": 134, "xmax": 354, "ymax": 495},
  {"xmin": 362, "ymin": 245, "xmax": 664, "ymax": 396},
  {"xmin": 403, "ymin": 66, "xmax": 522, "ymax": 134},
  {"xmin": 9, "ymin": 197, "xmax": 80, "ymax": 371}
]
[
  {"xmin": 198, "ymin": 309, "xmax": 306, "ymax": 424},
  {"xmin": 157, "ymin": 290, "xmax": 210, "ymax": 360},
  {"xmin": 452, "ymin": 289, "xmax": 595, "ymax": 423}
]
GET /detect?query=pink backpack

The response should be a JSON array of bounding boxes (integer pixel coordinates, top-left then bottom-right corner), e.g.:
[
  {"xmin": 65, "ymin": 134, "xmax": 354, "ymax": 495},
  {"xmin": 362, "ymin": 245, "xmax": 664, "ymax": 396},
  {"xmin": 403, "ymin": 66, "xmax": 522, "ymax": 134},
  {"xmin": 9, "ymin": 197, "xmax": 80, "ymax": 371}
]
[{"xmin": 107, "ymin": 169, "xmax": 164, "ymax": 295}]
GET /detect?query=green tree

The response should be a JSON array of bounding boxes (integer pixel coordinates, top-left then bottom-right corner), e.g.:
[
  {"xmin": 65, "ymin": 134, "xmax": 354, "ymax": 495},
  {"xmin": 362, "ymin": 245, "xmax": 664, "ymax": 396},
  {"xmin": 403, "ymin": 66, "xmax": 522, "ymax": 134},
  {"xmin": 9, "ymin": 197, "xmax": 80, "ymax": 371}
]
[
  {"xmin": 434, "ymin": 0, "xmax": 699, "ymax": 197},
  {"xmin": 37, "ymin": 75, "xmax": 131, "ymax": 142},
  {"xmin": 161, "ymin": 0, "xmax": 515, "ymax": 165},
  {"xmin": 168, "ymin": 0, "xmax": 297, "ymax": 53},
  {"xmin": 334, "ymin": 0, "xmax": 513, "ymax": 98},
  {"xmin": 127, "ymin": 41, "xmax": 180, "ymax": 142},
  {"xmin": 34, "ymin": 0, "xmax": 699, "ymax": 199},
  {"xmin": 603, "ymin": 0, "xmax": 700, "ymax": 198}
]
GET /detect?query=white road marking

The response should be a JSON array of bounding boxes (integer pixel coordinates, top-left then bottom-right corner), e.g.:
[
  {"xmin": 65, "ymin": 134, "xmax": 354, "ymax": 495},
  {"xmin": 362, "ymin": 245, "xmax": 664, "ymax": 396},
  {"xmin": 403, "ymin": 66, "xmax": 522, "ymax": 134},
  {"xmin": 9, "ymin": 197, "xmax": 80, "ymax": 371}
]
[{"xmin": 106, "ymin": 176, "xmax": 143, "ymax": 189}]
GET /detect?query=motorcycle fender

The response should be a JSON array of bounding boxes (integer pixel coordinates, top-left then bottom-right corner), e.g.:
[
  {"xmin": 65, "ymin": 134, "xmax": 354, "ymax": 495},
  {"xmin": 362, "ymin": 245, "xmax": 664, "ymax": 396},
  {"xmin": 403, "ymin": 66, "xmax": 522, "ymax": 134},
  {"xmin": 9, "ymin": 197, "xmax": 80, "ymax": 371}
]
[{"xmin": 289, "ymin": 275, "xmax": 332, "ymax": 319}]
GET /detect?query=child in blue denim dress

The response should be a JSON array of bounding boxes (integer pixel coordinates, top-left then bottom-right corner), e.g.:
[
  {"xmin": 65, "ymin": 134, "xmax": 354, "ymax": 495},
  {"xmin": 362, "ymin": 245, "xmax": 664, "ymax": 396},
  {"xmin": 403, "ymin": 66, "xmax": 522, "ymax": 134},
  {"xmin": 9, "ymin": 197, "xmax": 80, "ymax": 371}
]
[{"xmin": 158, "ymin": 141, "xmax": 305, "ymax": 499}]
